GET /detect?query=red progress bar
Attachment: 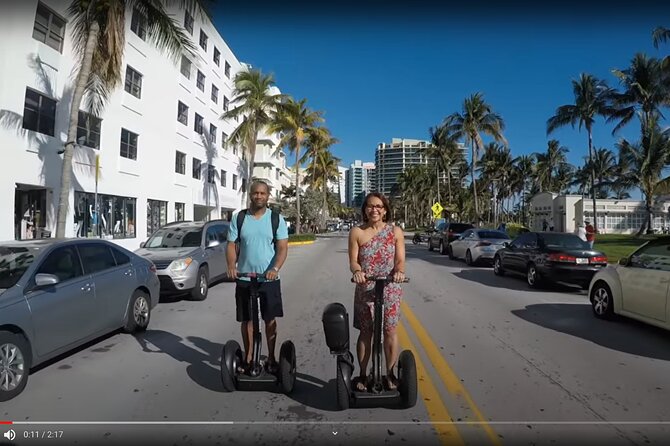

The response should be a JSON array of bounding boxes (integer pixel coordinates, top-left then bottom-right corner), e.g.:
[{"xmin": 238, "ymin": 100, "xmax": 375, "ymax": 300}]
[{"xmin": 0, "ymin": 421, "xmax": 13, "ymax": 424}]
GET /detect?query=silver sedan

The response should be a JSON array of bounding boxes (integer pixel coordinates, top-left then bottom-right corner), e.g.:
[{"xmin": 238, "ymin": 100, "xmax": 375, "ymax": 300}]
[
  {"xmin": 0, "ymin": 238, "xmax": 160, "ymax": 401},
  {"xmin": 448, "ymin": 229, "xmax": 510, "ymax": 265}
]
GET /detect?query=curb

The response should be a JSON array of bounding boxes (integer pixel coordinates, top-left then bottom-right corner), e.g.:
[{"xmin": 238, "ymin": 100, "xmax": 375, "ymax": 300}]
[{"xmin": 288, "ymin": 240, "xmax": 316, "ymax": 246}]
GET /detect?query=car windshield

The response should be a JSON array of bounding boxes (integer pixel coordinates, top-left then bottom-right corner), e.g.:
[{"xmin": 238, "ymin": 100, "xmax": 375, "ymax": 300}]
[
  {"xmin": 145, "ymin": 228, "xmax": 202, "ymax": 248},
  {"xmin": 478, "ymin": 231, "xmax": 510, "ymax": 240},
  {"xmin": 0, "ymin": 246, "xmax": 40, "ymax": 289},
  {"xmin": 540, "ymin": 233, "xmax": 590, "ymax": 249}
]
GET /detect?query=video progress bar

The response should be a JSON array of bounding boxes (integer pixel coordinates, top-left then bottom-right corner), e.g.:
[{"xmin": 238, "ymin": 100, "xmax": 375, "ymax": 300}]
[{"xmin": 5, "ymin": 421, "xmax": 670, "ymax": 426}]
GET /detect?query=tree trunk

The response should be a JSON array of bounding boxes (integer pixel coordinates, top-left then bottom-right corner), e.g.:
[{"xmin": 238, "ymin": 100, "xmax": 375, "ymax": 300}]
[
  {"xmin": 471, "ymin": 140, "xmax": 479, "ymax": 225},
  {"xmin": 322, "ymin": 185, "xmax": 328, "ymax": 231},
  {"xmin": 246, "ymin": 129, "xmax": 257, "ymax": 208},
  {"xmin": 295, "ymin": 133, "xmax": 302, "ymax": 234},
  {"xmin": 587, "ymin": 127, "xmax": 598, "ymax": 232},
  {"xmin": 56, "ymin": 21, "xmax": 100, "ymax": 238}
]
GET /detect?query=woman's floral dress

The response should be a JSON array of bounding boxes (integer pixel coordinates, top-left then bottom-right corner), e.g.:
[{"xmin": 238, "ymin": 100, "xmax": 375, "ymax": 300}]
[{"xmin": 353, "ymin": 224, "xmax": 402, "ymax": 333}]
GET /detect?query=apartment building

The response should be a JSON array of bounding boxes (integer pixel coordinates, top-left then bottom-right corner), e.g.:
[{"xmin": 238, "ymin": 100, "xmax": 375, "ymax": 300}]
[
  {"xmin": 0, "ymin": 1, "xmax": 283, "ymax": 250},
  {"xmin": 345, "ymin": 160, "xmax": 375, "ymax": 208}
]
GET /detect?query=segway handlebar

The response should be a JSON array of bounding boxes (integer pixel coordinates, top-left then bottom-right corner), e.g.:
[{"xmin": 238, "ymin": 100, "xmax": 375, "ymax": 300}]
[
  {"xmin": 351, "ymin": 274, "xmax": 410, "ymax": 283},
  {"xmin": 238, "ymin": 272, "xmax": 268, "ymax": 279}
]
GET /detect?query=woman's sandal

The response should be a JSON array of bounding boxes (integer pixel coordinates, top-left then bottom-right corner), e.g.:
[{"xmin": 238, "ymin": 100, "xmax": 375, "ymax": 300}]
[
  {"xmin": 385, "ymin": 373, "xmax": 399, "ymax": 390},
  {"xmin": 354, "ymin": 375, "xmax": 368, "ymax": 392},
  {"xmin": 236, "ymin": 361, "xmax": 250, "ymax": 374},
  {"xmin": 265, "ymin": 360, "xmax": 279, "ymax": 375}
]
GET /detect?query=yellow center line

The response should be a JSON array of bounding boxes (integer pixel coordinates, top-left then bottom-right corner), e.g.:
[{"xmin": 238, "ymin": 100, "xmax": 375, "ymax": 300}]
[
  {"xmin": 401, "ymin": 301, "xmax": 502, "ymax": 446},
  {"xmin": 397, "ymin": 322, "xmax": 465, "ymax": 446}
]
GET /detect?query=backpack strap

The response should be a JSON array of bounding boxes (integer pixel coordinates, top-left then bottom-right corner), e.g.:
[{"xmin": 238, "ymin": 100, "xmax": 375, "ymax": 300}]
[
  {"xmin": 235, "ymin": 209, "xmax": 247, "ymax": 241},
  {"xmin": 271, "ymin": 209, "xmax": 280, "ymax": 244}
]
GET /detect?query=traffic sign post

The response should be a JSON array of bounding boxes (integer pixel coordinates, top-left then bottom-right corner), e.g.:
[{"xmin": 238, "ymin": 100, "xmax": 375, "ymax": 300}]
[{"xmin": 431, "ymin": 202, "xmax": 444, "ymax": 219}]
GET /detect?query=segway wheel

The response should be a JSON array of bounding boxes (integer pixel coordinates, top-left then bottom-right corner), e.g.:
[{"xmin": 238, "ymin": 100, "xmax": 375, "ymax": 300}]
[
  {"xmin": 398, "ymin": 350, "xmax": 417, "ymax": 408},
  {"xmin": 221, "ymin": 340, "xmax": 242, "ymax": 392},
  {"xmin": 279, "ymin": 340, "xmax": 296, "ymax": 394},
  {"xmin": 336, "ymin": 359, "xmax": 351, "ymax": 410}
]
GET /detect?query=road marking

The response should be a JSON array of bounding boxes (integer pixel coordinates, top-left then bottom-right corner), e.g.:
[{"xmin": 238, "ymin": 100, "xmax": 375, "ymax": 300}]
[
  {"xmin": 397, "ymin": 322, "xmax": 464, "ymax": 446},
  {"xmin": 401, "ymin": 301, "xmax": 502, "ymax": 446}
]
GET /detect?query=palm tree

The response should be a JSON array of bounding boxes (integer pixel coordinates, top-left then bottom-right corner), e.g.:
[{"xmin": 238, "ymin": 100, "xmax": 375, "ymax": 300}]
[
  {"xmin": 222, "ymin": 68, "xmax": 284, "ymax": 204},
  {"xmin": 512, "ymin": 155, "xmax": 535, "ymax": 226},
  {"xmin": 533, "ymin": 140, "xmax": 570, "ymax": 192},
  {"xmin": 305, "ymin": 148, "xmax": 340, "ymax": 230},
  {"xmin": 55, "ymin": 0, "xmax": 203, "ymax": 238},
  {"xmin": 587, "ymin": 148, "xmax": 618, "ymax": 198},
  {"xmin": 422, "ymin": 124, "xmax": 465, "ymax": 206},
  {"xmin": 443, "ymin": 93, "xmax": 506, "ymax": 225},
  {"xmin": 269, "ymin": 98, "xmax": 323, "ymax": 234},
  {"xmin": 652, "ymin": 27, "xmax": 670, "ymax": 68},
  {"xmin": 617, "ymin": 115, "xmax": 670, "ymax": 234},
  {"xmin": 547, "ymin": 73, "xmax": 618, "ymax": 233}
]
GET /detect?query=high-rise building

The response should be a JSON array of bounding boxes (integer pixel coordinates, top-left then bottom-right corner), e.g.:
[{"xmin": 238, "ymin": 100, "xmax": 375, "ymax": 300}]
[
  {"xmin": 0, "ymin": 1, "xmax": 285, "ymax": 249},
  {"xmin": 345, "ymin": 160, "xmax": 374, "ymax": 208},
  {"xmin": 327, "ymin": 166, "xmax": 348, "ymax": 204}
]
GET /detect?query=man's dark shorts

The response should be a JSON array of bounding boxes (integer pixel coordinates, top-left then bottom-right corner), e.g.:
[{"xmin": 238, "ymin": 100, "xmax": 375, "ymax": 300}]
[{"xmin": 235, "ymin": 279, "xmax": 284, "ymax": 322}]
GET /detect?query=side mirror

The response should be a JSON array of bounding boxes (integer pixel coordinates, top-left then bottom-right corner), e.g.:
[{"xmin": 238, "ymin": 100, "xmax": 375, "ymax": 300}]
[
  {"xmin": 618, "ymin": 257, "xmax": 628, "ymax": 266},
  {"xmin": 35, "ymin": 273, "xmax": 60, "ymax": 288},
  {"xmin": 206, "ymin": 239, "xmax": 220, "ymax": 249},
  {"xmin": 139, "ymin": 241, "xmax": 146, "ymax": 248}
]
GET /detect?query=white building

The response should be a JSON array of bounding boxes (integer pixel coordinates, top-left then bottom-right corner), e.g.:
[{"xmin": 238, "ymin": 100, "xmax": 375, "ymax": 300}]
[
  {"xmin": 529, "ymin": 192, "xmax": 670, "ymax": 234},
  {"xmin": 345, "ymin": 160, "xmax": 375, "ymax": 208},
  {"xmin": 331, "ymin": 166, "xmax": 347, "ymax": 204},
  {"xmin": 253, "ymin": 127, "xmax": 292, "ymax": 204},
  {"xmin": 1, "ymin": 1, "xmax": 282, "ymax": 250}
]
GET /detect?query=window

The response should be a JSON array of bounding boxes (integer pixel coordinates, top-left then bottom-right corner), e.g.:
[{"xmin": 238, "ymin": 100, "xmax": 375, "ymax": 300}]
[
  {"xmin": 196, "ymin": 70, "xmax": 205, "ymax": 91},
  {"xmin": 192, "ymin": 158, "xmax": 201, "ymax": 179},
  {"xmin": 241, "ymin": 178, "xmax": 247, "ymax": 193},
  {"xmin": 76, "ymin": 111, "xmax": 102, "ymax": 149},
  {"xmin": 175, "ymin": 151, "xmax": 186, "ymax": 174},
  {"xmin": 36, "ymin": 246, "xmax": 82, "ymax": 283},
  {"xmin": 175, "ymin": 202, "xmax": 185, "ymax": 221},
  {"xmin": 32, "ymin": 2, "xmax": 66, "ymax": 52},
  {"xmin": 221, "ymin": 170, "xmax": 226, "ymax": 187},
  {"xmin": 222, "ymin": 131, "xmax": 228, "ymax": 149},
  {"xmin": 213, "ymin": 47, "xmax": 220, "ymax": 66},
  {"xmin": 180, "ymin": 57, "xmax": 192, "ymax": 79},
  {"xmin": 120, "ymin": 128, "xmax": 138, "ymax": 160},
  {"xmin": 232, "ymin": 174, "xmax": 237, "ymax": 190},
  {"xmin": 22, "ymin": 88, "xmax": 56, "ymax": 136},
  {"xmin": 177, "ymin": 101, "xmax": 188, "ymax": 125},
  {"xmin": 224, "ymin": 61, "xmax": 231, "ymax": 78},
  {"xmin": 206, "ymin": 224, "xmax": 228, "ymax": 245},
  {"xmin": 199, "ymin": 30, "xmax": 208, "ymax": 51},
  {"xmin": 110, "ymin": 247, "xmax": 130, "ymax": 265},
  {"xmin": 223, "ymin": 95, "xmax": 229, "ymax": 112},
  {"xmin": 211, "ymin": 85, "xmax": 218, "ymax": 103},
  {"xmin": 276, "ymin": 168, "xmax": 280, "ymax": 180},
  {"xmin": 207, "ymin": 165, "xmax": 215, "ymax": 184},
  {"xmin": 74, "ymin": 192, "xmax": 136, "ymax": 239},
  {"xmin": 209, "ymin": 124, "xmax": 217, "ymax": 143},
  {"xmin": 78, "ymin": 244, "xmax": 117, "ymax": 274},
  {"xmin": 130, "ymin": 7, "xmax": 147, "ymax": 40},
  {"xmin": 124, "ymin": 66, "xmax": 142, "ymax": 98},
  {"xmin": 194, "ymin": 113, "xmax": 204, "ymax": 134},
  {"xmin": 630, "ymin": 240, "xmax": 670, "ymax": 271},
  {"xmin": 147, "ymin": 199, "xmax": 167, "ymax": 235},
  {"xmin": 184, "ymin": 10, "xmax": 193, "ymax": 34}
]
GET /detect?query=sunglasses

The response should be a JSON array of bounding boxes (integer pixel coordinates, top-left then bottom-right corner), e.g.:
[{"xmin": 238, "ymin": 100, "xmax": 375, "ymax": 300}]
[{"xmin": 366, "ymin": 204, "xmax": 385, "ymax": 210}]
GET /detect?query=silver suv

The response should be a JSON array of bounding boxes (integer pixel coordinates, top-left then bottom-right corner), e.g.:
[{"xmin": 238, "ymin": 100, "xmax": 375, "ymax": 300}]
[{"xmin": 135, "ymin": 220, "xmax": 230, "ymax": 300}]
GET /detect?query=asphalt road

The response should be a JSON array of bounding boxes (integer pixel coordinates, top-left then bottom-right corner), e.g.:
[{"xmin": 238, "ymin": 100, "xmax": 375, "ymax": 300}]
[{"xmin": 3, "ymin": 235, "xmax": 670, "ymax": 446}]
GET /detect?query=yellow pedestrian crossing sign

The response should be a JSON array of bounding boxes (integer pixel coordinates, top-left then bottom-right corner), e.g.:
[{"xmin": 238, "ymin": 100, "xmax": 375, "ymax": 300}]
[{"xmin": 431, "ymin": 202, "xmax": 443, "ymax": 218}]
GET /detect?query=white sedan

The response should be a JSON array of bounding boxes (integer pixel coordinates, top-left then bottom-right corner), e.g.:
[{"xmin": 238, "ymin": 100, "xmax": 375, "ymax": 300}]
[
  {"xmin": 589, "ymin": 237, "xmax": 670, "ymax": 330},
  {"xmin": 448, "ymin": 229, "xmax": 510, "ymax": 265}
]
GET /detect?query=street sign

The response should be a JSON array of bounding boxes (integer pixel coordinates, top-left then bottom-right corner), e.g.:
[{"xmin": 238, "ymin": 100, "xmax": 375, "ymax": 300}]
[{"xmin": 431, "ymin": 202, "xmax": 443, "ymax": 218}]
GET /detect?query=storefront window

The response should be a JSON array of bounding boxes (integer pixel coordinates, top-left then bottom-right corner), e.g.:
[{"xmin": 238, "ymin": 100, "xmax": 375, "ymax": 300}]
[
  {"xmin": 74, "ymin": 191, "xmax": 136, "ymax": 239},
  {"xmin": 147, "ymin": 199, "xmax": 167, "ymax": 235}
]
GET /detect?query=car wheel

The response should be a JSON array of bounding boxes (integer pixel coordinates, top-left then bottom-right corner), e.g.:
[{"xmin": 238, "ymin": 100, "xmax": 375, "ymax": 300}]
[
  {"xmin": 190, "ymin": 266, "xmax": 209, "ymax": 301},
  {"xmin": 439, "ymin": 240, "xmax": 446, "ymax": 255},
  {"xmin": 428, "ymin": 239, "xmax": 433, "ymax": 252},
  {"xmin": 448, "ymin": 246, "xmax": 455, "ymax": 260},
  {"xmin": 493, "ymin": 256, "xmax": 505, "ymax": 276},
  {"xmin": 465, "ymin": 250, "xmax": 473, "ymax": 266},
  {"xmin": 591, "ymin": 282, "xmax": 614, "ymax": 320},
  {"xmin": 0, "ymin": 332, "xmax": 30, "ymax": 402},
  {"xmin": 526, "ymin": 263, "xmax": 542, "ymax": 288},
  {"xmin": 123, "ymin": 290, "xmax": 151, "ymax": 333}
]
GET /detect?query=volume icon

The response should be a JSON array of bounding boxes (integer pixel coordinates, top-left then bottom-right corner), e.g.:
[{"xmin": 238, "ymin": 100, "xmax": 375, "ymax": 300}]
[{"xmin": 3, "ymin": 429, "xmax": 15, "ymax": 440}]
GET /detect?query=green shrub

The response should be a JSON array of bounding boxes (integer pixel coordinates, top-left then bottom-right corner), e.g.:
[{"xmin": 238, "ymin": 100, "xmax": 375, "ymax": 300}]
[{"xmin": 288, "ymin": 234, "xmax": 316, "ymax": 243}]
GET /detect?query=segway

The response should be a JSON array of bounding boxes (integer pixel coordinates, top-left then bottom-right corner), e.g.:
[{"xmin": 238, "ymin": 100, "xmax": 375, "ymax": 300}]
[
  {"xmin": 221, "ymin": 272, "xmax": 296, "ymax": 393},
  {"xmin": 322, "ymin": 275, "xmax": 417, "ymax": 410}
]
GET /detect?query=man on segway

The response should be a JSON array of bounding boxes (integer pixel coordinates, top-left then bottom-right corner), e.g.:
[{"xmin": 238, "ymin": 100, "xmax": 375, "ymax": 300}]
[{"xmin": 226, "ymin": 180, "xmax": 289, "ymax": 375}]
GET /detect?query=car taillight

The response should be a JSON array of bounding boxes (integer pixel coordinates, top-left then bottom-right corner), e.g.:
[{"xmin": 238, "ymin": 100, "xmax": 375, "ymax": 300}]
[
  {"xmin": 149, "ymin": 264, "xmax": 157, "ymax": 273},
  {"xmin": 548, "ymin": 253, "xmax": 576, "ymax": 263},
  {"xmin": 475, "ymin": 241, "xmax": 491, "ymax": 247},
  {"xmin": 590, "ymin": 256, "xmax": 608, "ymax": 264}
]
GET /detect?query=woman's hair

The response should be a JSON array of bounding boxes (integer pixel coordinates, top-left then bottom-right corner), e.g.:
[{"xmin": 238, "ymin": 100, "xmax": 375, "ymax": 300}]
[{"xmin": 361, "ymin": 192, "xmax": 391, "ymax": 223}]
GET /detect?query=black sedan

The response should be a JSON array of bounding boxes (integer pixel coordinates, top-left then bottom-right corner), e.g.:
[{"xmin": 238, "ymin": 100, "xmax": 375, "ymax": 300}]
[{"xmin": 493, "ymin": 232, "xmax": 608, "ymax": 289}]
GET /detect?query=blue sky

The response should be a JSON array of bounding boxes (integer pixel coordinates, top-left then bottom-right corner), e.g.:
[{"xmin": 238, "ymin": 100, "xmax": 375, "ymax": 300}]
[{"xmin": 212, "ymin": 1, "xmax": 669, "ymax": 191}]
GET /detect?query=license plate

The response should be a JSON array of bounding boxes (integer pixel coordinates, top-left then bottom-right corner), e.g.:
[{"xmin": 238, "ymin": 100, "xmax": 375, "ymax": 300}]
[{"xmin": 576, "ymin": 258, "xmax": 588, "ymax": 264}]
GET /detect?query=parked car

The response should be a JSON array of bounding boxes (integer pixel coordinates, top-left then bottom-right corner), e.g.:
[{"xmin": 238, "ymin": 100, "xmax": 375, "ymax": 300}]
[
  {"xmin": 135, "ymin": 220, "xmax": 230, "ymax": 301},
  {"xmin": 493, "ymin": 232, "xmax": 608, "ymax": 289},
  {"xmin": 589, "ymin": 237, "xmax": 670, "ymax": 329},
  {"xmin": 428, "ymin": 222, "xmax": 475, "ymax": 255},
  {"xmin": 0, "ymin": 238, "xmax": 159, "ymax": 401},
  {"xmin": 448, "ymin": 229, "xmax": 510, "ymax": 265}
]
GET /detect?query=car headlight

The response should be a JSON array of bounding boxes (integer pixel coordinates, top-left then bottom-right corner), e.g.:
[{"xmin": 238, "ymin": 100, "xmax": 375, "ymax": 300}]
[{"xmin": 169, "ymin": 257, "xmax": 193, "ymax": 273}]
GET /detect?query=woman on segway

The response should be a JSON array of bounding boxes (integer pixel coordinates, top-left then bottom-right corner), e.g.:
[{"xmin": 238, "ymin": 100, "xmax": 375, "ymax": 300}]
[{"xmin": 348, "ymin": 192, "xmax": 406, "ymax": 392}]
